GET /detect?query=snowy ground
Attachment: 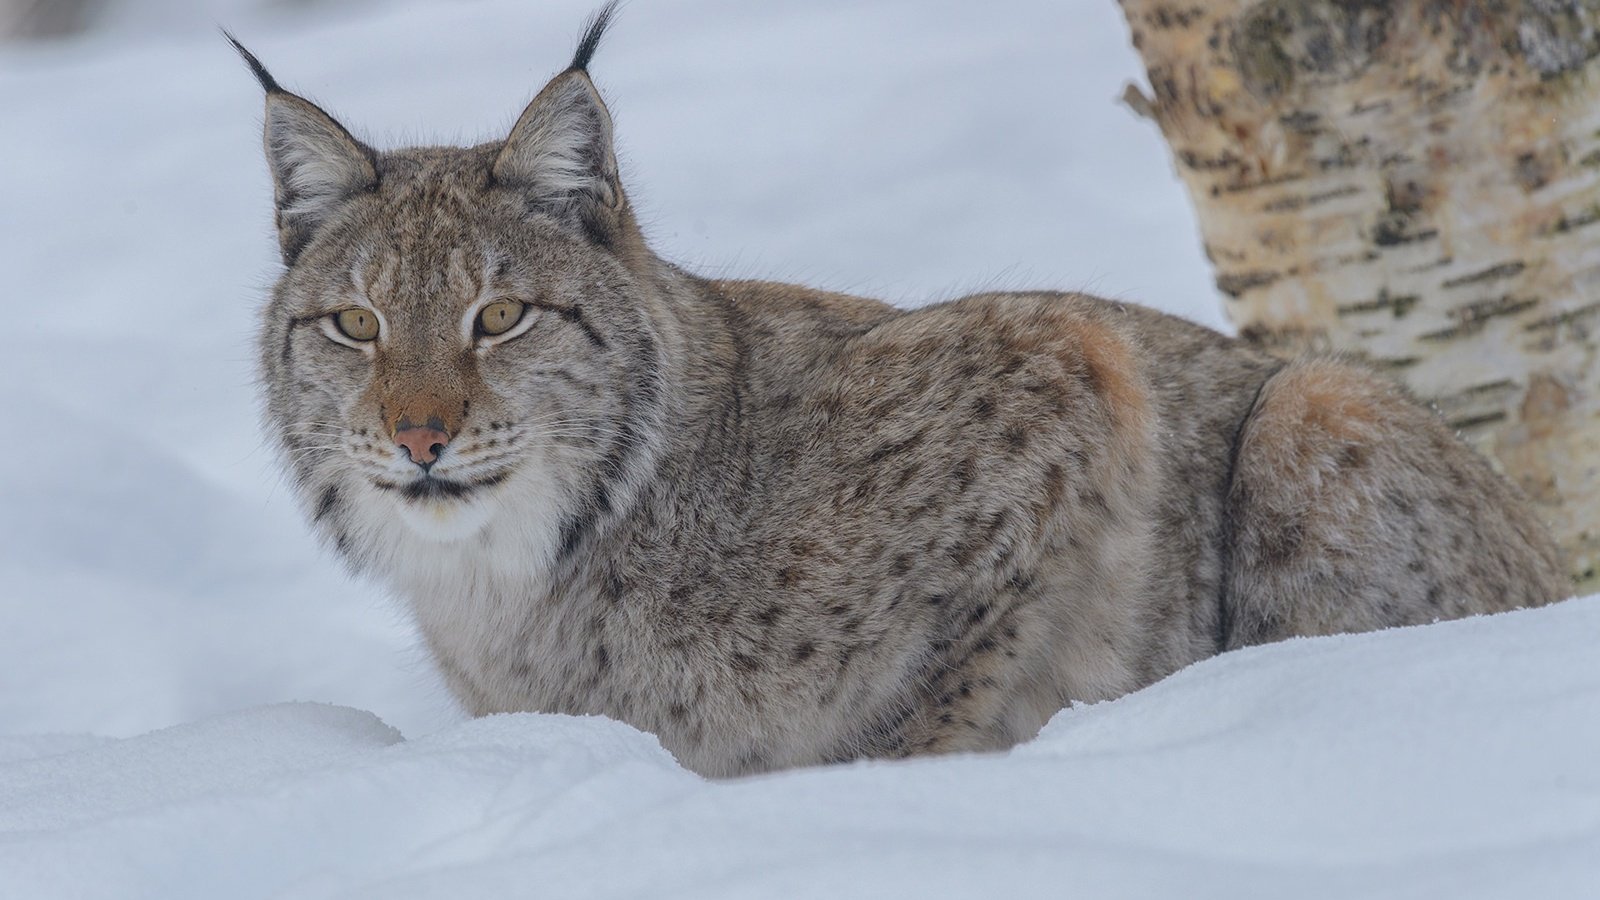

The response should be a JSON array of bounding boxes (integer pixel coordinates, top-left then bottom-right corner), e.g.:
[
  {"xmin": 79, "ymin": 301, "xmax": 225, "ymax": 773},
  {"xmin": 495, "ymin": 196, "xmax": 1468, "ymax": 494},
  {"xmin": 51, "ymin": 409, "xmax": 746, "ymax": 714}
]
[
  {"xmin": 1, "ymin": 1, "xmax": 1594, "ymax": 897},
  {"xmin": 5, "ymin": 600, "xmax": 1599, "ymax": 899}
]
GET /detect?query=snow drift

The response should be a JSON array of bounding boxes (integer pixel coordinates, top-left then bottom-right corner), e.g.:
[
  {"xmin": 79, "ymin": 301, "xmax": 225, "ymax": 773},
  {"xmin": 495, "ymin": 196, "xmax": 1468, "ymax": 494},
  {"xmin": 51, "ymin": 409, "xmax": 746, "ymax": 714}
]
[{"xmin": 4, "ymin": 597, "xmax": 1597, "ymax": 899}]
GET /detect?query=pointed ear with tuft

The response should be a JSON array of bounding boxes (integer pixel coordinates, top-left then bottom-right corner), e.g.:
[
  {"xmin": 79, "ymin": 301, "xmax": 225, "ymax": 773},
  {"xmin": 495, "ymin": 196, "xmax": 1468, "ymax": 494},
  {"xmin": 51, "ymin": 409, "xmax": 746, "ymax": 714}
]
[
  {"xmin": 492, "ymin": 69, "xmax": 628, "ymax": 247},
  {"xmin": 226, "ymin": 34, "xmax": 377, "ymax": 265}
]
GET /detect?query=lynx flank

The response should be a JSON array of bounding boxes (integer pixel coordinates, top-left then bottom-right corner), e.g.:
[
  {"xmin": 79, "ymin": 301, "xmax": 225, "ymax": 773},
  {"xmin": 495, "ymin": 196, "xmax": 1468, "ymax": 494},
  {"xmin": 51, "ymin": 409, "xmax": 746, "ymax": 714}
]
[{"xmin": 237, "ymin": 9, "xmax": 1567, "ymax": 777}]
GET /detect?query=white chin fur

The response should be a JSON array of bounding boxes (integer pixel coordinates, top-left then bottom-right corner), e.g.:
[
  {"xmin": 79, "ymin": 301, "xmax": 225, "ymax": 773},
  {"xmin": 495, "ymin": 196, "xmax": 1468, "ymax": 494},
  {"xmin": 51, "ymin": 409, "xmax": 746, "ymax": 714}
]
[{"xmin": 394, "ymin": 495, "xmax": 496, "ymax": 543}]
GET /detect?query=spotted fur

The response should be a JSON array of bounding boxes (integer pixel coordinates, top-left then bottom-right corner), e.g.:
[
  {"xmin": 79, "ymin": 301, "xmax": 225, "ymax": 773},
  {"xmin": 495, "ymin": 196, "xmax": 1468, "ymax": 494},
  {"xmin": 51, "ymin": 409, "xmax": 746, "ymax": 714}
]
[{"xmin": 241, "ymin": 10, "xmax": 1568, "ymax": 777}]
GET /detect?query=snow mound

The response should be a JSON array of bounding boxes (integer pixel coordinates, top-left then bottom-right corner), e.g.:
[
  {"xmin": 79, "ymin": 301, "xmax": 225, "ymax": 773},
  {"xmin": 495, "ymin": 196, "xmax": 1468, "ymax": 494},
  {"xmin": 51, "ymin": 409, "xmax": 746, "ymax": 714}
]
[{"xmin": 4, "ymin": 598, "xmax": 1595, "ymax": 900}]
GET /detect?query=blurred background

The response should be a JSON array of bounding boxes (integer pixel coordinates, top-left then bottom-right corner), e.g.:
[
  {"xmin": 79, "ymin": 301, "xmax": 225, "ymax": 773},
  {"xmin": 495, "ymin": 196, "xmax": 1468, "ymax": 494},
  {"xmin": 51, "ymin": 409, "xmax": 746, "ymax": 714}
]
[{"xmin": 0, "ymin": 0, "xmax": 1217, "ymax": 740}]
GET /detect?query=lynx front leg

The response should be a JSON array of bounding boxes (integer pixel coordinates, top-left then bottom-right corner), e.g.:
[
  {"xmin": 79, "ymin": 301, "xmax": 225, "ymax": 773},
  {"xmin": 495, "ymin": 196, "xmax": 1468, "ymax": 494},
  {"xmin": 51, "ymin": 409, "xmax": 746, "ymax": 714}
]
[{"xmin": 1221, "ymin": 359, "xmax": 1566, "ymax": 649}]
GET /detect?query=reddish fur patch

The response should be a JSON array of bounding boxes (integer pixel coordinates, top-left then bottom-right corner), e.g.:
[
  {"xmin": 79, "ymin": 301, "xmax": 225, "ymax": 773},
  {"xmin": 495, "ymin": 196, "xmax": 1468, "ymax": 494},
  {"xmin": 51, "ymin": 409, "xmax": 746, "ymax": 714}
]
[
  {"xmin": 1052, "ymin": 315, "xmax": 1152, "ymax": 441},
  {"xmin": 374, "ymin": 384, "xmax": 468, "ymax": 438},
  {"xmin": 1263, "ymin": 365, "xmax": 1385, "ymax": 442},
  {"xmin": 1246, "ymin": 362, "xmax": 1398, "ymax": 476}
]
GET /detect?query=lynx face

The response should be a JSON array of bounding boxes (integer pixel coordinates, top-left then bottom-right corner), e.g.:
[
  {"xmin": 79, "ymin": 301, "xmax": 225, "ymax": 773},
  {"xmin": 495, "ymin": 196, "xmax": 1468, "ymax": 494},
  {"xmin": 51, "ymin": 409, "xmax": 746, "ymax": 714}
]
[{"xmin": 245, "ymin": 18, "xmax": 662, "ymax": 569}]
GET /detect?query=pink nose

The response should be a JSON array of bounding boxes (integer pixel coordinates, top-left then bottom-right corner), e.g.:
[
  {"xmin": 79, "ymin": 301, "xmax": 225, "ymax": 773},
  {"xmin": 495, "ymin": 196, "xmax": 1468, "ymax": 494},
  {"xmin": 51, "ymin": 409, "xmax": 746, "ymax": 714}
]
[{"xmin": 394, "ymin": 424, "xmax": 450, "ymax": 466}]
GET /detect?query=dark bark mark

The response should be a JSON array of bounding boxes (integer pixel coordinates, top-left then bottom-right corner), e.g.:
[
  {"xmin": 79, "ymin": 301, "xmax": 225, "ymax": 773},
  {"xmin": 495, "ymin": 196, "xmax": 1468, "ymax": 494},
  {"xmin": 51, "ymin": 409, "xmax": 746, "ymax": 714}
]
[
  {"xmin": 1442, "ymin": 261, "xmax": 1527, "ymax": 289},
  {"xmin": 1336, "ymin": 288, "xmax": 1419, "ymax": 319},
  {"xmin": 1217, "ymin": 269, "xmax": 1282, "ymax": 298}
]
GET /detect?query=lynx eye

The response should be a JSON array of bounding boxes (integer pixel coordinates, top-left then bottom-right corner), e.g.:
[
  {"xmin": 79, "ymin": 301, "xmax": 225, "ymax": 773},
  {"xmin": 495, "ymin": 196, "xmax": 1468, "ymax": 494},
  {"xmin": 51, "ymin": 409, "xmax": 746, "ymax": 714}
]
[
  {"xmin": 332, "ymin": 308, "xmax": 379, "ymax": 342},
  {"xmin": 477, "ymin": 299, "xmax": 527, "ymax": 337}
]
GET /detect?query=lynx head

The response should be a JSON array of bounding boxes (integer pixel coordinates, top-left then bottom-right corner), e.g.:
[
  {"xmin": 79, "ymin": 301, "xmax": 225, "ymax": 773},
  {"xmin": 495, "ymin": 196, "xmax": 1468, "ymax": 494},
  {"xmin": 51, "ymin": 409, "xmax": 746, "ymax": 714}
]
[{"xmin": 239, "ymin": 4, "xmax": 666, "ymax": 573}]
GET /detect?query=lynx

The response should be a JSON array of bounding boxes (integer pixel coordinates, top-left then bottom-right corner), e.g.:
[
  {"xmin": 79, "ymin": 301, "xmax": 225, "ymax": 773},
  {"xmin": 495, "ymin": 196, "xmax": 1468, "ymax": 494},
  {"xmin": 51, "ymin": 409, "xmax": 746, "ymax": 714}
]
[{"xmin": 236, "ymin": 7, "xmax": 1567, "ymax": 777}]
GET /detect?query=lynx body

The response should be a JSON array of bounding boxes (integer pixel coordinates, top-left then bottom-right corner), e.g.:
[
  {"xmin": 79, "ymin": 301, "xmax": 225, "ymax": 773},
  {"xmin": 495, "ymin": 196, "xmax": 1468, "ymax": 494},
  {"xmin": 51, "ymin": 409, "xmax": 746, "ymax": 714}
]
[{"xmin": 242, "ymin": 11, "xmax": 1567, "ymax": 777}]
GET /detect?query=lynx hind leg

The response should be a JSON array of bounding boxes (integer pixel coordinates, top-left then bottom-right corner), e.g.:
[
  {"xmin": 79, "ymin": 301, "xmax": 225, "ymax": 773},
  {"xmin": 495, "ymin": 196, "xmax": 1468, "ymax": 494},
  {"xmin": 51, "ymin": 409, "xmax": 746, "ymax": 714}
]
[{"xmin": 1222, "ymin": 357, "xmax": 1566, "ymax": 649}]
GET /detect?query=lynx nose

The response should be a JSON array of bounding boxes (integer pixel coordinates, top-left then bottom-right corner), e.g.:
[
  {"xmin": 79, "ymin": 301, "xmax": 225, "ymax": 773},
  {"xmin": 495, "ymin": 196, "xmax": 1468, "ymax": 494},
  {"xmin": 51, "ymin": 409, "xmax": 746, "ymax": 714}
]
[{"xmin": 394, "ymin": 418, "xmax": 450, "ymax": 467}]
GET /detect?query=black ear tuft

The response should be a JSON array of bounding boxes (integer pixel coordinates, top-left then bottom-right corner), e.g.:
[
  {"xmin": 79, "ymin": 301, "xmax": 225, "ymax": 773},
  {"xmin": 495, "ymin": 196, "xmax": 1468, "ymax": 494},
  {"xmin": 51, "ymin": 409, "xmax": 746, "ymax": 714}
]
[
  {"xmin": 570, "ymin": 1, "xmax": 620, "ymax": 73},
  {"xmin": 222, "ymin": 30, "xmax": 284, "ymax": 94},
  {"xmin": 228, "ymin": 41, "xmax": 378, "ymax": 266}
]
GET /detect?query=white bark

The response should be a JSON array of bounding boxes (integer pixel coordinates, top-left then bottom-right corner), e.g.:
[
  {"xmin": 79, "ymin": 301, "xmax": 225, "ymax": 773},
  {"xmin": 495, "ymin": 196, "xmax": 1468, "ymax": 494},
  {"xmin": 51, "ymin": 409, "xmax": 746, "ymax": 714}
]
[{"xmin": 1119, "ymin": 0, "xmax": 1600, "ymax": 589}]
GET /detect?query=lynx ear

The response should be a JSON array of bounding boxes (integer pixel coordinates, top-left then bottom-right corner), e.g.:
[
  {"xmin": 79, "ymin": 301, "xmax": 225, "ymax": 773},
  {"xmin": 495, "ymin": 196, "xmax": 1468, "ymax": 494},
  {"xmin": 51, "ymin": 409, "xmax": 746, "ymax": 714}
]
[
  {"xmin": 492, "ymin": 5, "xmax": 626, "ymax": 245},
  {"xmin": 226, "ymin": 33, "xmax": 377, "ymax": 265}
]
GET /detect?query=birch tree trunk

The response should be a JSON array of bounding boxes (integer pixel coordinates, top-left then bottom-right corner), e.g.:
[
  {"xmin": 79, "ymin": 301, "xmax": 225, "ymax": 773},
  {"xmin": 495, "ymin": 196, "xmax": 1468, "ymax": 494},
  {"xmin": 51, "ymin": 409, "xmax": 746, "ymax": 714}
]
[{"xmin": 1118, "ymin": 0, "xmax": 1600, "ymax": 590}]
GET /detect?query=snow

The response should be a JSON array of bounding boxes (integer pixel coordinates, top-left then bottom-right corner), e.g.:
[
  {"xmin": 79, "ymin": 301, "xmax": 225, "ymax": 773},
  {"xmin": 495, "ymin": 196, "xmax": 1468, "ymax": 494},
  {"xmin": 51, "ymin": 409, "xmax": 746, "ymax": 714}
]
[
  {"xmin": 1, "ymin": 1, "xmax": 1594, "ymax": 897},
  {"xmin": 4, "ymin": 601, "xmax": 1598, "ymax": 898}
]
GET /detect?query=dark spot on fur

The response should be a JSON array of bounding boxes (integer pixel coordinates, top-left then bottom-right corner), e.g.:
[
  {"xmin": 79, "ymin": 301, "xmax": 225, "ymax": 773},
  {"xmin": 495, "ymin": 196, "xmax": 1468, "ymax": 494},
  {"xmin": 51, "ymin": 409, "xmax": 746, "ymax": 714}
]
[
  {"xmin": 890, "ymin": 461, "xmax": 922, "ymax": 493},
  {"xmin": 950, "ymin": 510, "xmax": 1009, "ymax": 566},
  {"xmin": 953, "ymin": 457, "xmax": 978, "ymax": 491},
  {"xmin": 1386, "ymin": 491, "xmax": 1417, "ymax": 515},
  {"xmin": 556, "ymin": 512, "xmax": 595, "ymax": 561},
  {"xmin": 313, "ymin": 484, "xmax": 340, "ymax": 522},
  {"xmin": 1338, "ymin": 444, "xmax": 1368, "ymax": 469},
  {"xmin": 1022, "ymin": 377, "xmax": 1069, "ymax": 415},
  {"xmin": 1255, "ymin": 522, "xmax": 1305, "ymax": 565},
  {"xmin": 1003, "ymin": 424, "xmax": 1029, "ymax": 453},
  {"xmin": 732, "ymin": 652, "xmax": 761, "ymax": 674},
  {"xmin": 603, "ymin": 569, "xmax": 625, "ymax": 604},
  {"xmin": 793, "ymin": 641, "xmax": 817, "ymax": 663},
  {"xmin": 867, "ymin": 426, "xmax": 930, "ymax": 464}
]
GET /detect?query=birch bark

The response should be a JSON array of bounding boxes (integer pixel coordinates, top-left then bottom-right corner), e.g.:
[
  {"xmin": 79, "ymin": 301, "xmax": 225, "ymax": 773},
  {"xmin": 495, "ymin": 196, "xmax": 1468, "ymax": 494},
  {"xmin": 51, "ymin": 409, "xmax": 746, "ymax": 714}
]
[{"xmin": 1119, "ymin": 0, "xmax": 1600, "ymax": 589}]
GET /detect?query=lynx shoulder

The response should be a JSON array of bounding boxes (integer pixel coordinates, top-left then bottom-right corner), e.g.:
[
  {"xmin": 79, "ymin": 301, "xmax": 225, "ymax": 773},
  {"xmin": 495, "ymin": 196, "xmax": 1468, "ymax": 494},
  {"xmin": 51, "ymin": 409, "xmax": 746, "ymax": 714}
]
[{"xmin": 237, "ymin": 7, "xmax": 1569, "ymax": 777}]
